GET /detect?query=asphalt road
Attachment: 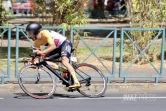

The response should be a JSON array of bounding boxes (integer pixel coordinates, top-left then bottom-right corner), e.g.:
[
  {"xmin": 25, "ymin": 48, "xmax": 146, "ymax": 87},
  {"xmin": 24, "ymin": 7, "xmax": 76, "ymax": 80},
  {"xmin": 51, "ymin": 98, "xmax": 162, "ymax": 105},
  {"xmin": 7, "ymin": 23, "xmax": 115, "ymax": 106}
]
[{"xmin": 1, "ymin": 91, "xmax": 166, "ymax": 111}]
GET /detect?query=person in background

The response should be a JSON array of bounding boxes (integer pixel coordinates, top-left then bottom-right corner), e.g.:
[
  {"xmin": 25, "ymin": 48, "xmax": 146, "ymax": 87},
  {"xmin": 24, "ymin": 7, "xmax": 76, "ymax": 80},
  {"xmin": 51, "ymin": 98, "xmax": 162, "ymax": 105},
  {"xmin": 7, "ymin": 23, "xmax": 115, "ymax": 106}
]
[{"xmin": 106, "ymin": 0, "xmax": 115, "ymax": 11}]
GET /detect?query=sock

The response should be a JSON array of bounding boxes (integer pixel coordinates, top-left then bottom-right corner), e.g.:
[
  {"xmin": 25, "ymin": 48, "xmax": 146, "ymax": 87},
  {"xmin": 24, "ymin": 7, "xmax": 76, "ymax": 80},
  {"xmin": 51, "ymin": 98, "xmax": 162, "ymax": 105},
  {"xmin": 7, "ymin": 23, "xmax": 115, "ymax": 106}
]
[{"xmin": 71, "ymin": 72, "xmax": 79, "ymax": 84}]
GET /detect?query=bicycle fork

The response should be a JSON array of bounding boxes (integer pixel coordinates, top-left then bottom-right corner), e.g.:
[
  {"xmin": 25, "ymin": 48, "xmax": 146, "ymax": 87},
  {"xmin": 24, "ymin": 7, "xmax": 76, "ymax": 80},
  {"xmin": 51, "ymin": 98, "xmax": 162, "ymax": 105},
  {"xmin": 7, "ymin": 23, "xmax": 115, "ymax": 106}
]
[{"xmin": 35, "ymin": 68, "xmax": 41, "ymax": 84}]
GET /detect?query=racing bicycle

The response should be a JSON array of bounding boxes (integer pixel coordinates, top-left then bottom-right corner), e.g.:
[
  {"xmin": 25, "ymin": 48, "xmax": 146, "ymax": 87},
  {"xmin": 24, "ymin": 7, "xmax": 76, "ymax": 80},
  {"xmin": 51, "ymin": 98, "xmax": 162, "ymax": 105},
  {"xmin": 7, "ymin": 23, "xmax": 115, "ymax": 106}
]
[{"xmin": 18, "ymin": 48, "xmax": 107, "ymax": 99}]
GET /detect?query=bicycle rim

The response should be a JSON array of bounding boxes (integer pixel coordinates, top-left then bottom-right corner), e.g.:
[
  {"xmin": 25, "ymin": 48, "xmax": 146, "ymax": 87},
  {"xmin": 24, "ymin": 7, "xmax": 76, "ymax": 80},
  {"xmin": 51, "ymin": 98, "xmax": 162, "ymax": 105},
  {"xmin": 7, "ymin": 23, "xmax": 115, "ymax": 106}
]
[
  {"xmin": 18, "ymin": 64, "xmax": 56, "ymax": 99},
  {"xmin": 74, "ymin": 63, "xmax": 107, "ymax": 98}
]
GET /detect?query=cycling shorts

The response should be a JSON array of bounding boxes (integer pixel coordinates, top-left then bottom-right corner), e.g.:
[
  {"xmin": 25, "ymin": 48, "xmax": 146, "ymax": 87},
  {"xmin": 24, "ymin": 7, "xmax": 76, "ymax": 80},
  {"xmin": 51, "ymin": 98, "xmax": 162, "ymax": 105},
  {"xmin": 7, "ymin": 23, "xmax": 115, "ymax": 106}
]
[{"xmin": 46, "ymin": 39, "xmax": 72, "ymax": 59}]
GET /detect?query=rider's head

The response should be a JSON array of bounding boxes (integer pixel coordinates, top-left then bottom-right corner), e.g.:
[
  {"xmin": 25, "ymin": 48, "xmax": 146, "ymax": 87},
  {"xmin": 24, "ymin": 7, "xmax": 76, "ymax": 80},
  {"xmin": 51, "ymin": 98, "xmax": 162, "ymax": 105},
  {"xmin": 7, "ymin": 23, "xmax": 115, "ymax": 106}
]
[{"xmin": 26, "ymin": 22, "xmax": 42, "ymax": 41}]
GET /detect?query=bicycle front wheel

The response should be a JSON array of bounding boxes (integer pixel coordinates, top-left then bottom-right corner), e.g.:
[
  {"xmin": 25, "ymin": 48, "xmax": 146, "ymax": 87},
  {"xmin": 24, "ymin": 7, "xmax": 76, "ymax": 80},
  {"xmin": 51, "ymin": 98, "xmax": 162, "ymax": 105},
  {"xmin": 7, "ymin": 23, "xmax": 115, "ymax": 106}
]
[
  {"xmin": 18, "ymin": 64, "xmax": 56, "ymax": 99},
  {"xmin": 74, "ymin": 63, "xmax": 107, "ymax": 98}
]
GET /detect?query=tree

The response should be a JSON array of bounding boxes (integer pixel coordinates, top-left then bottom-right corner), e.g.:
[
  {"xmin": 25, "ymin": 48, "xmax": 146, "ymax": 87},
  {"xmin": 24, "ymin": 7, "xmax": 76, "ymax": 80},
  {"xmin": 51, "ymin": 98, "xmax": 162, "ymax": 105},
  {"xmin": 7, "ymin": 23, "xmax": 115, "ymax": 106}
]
[
  {"xmin": 0, "ymin": 0, "xmax": 10, "ymax": 26},
  {"xmin": 34, "ymin": 0, "xmax": 87, "ymax": 29}
]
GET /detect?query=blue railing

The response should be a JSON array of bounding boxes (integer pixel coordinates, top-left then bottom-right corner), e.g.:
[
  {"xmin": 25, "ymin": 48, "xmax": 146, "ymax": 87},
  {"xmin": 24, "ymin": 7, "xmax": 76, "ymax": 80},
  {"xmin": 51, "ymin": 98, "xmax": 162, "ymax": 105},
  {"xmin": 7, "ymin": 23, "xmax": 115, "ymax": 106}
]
[
  {"xmin": 11, "ymin": 9, "xmax": 33, "ymax": 15},
  {"xmin": 70, "ymin": 26, "xmax": 117, "ymax": 82},
  {"xmin": 120, "ymin": 28, "xmax": 165, "ymax": 83},
  {"xmin": 0, "ymin": 26, "xmax": 11, "ymax": 84},
  {"xmin": 0, "ymin": 26, "xmax": 165, "ymax": 84}
]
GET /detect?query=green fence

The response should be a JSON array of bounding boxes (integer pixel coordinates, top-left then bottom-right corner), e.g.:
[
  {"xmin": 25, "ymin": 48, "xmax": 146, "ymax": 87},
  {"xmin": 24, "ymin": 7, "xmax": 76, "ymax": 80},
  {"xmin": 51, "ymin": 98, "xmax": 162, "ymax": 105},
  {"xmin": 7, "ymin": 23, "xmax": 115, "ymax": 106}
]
[
  {"xmin": 120, "ymin": 28, "xmax": 165, "ymax": 83},
  {"xmin": 0, "ymin": 26, "xmax": 11, "ymax": 84},
  {"xmin": 70, "ymin": 26, "xmax": 117, "ymax": 82},
  {"xmin": 0, "ymin": 26, "xmax": 165, "ymax": 84}
]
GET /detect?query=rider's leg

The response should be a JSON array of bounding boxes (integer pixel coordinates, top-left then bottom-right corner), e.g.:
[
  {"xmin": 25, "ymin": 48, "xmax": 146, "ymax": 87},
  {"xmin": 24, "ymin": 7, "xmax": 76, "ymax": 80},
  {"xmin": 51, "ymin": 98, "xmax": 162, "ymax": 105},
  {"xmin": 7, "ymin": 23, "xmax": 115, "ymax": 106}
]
[
  {"xmin": 61, "ymin": 56, "xmax": 80, "ymax": 88},
  {"xmin": 46, "ymin": 61, "xmax": 59, "ymax": 69},
  {"xmin": 46, "ymin": 61, "xmax": 67, "ymax": 72}
]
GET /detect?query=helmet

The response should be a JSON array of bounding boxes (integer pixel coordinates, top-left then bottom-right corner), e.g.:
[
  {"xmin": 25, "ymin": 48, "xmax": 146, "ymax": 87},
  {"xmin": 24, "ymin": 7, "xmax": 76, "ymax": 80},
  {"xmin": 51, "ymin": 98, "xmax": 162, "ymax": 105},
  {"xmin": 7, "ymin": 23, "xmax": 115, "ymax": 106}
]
[{"xmin": 26, "ymin": 23, "xmax": 42, "ymax": 35}]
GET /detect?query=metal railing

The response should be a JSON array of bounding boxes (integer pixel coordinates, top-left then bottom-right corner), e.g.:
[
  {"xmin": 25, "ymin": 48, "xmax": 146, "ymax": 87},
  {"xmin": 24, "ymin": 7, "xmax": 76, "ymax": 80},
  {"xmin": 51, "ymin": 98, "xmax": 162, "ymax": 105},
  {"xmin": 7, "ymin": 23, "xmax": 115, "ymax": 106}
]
[
  {"xmin": 0, "ymin": 26, "xmax": 11, "ymax": 84},
  {"xmin": 0, "ymin": 26, "xmax": 165, "ymax": 84},
  {"xmin": 70, "ymin": 26, "xmax": 117, "ymax": 83},
  {"xmin": 120, "ymin": 28, "xmax": 165, "ymax": 83}
]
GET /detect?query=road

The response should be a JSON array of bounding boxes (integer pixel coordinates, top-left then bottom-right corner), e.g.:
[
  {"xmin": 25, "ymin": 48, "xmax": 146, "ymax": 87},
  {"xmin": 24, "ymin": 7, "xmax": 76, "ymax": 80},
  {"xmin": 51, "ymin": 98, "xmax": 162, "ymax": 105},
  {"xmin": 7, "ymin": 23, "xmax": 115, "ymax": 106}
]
[{"xmin": 1, "ymin": 90, "xmax": 166, "ymax": 111}]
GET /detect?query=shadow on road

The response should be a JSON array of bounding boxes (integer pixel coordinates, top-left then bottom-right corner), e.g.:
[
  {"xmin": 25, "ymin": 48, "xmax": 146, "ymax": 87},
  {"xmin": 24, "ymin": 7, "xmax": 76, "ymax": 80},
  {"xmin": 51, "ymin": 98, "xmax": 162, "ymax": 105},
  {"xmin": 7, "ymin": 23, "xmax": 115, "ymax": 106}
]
[{"xmin": 13, "ymin": 93, "xmax": 83, "ymax": 99}]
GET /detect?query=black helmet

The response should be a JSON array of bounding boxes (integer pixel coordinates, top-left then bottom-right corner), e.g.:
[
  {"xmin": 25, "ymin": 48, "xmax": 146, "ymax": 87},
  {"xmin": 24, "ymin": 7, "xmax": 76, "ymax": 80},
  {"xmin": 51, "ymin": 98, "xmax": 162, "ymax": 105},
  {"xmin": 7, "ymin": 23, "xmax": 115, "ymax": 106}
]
[{"xmin": 26, "ymin": 23, "xmax": 42, "ymax": 35}]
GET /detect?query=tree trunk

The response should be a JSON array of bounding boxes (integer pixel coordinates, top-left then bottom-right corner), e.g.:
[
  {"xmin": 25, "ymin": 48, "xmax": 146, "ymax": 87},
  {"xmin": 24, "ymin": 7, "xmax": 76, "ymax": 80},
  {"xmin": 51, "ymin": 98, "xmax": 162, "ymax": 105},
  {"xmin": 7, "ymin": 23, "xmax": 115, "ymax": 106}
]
[{"xmin": 0, "ymin": 0, "xmax": 2, "ymax": 26}]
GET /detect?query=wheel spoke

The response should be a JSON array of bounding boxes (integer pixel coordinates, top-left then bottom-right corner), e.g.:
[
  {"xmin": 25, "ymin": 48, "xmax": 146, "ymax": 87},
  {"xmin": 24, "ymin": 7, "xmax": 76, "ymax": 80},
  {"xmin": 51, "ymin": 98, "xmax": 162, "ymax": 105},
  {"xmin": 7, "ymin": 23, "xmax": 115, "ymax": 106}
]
[
  {"xmin": 18, "ymin": 64, "xmax": 56, "ymax": 99},
  {"xmin": 75, "ymin": 63, "xmax": 107, "ymax": 97}
]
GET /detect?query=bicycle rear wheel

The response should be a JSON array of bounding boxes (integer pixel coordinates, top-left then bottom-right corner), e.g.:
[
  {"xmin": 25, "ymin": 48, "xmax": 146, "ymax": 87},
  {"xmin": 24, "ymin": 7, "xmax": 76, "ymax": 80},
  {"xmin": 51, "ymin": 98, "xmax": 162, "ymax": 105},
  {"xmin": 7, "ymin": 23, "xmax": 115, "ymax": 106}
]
[
  {"xmin": 18, "ymin": 64, "xmax": 56, "ymax": 99},
  {"xmin": 74, "ymin": 63, "xmax": 107, "ymax": 97}
]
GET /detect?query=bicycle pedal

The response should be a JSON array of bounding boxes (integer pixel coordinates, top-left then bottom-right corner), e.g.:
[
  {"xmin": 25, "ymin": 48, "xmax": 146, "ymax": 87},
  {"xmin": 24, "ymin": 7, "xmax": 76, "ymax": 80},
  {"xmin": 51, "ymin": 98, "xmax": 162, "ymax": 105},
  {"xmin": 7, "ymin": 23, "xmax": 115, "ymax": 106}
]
[
  {"xmin": 62, "ymin": 86, "xmax": 75, "ymax": 92},
  {"xmin": 68, "ymin": 89, "xmax": 75, "ymax": 92},
  {"xmin": 68, "ymin": 87, "xmax": 77, "ymax": 91}
]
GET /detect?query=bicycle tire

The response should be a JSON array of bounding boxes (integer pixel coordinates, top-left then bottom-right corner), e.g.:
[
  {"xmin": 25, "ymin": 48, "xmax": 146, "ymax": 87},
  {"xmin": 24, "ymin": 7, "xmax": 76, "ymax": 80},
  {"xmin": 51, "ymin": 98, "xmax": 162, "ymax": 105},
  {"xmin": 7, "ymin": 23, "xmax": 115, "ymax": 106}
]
[
  {"xmin": 18, "ymin": 64, "xmax": 56, "ymax": 99},
  {"xmin": 74, "ymin": 63, "xmax": 107, "ymax": 98}
]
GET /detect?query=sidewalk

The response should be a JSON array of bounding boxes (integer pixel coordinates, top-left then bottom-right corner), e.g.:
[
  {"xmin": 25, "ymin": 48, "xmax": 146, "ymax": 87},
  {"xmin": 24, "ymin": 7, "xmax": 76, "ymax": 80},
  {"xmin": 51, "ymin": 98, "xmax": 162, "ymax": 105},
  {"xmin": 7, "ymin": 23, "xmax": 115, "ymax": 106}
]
[
  {"xmin": 8, "ymin": 15, "xmax": 130, "ymax": 30},
  {"xmin": 86, "ymin": 18, "xmax": 130, "ymax": 28},
  {"xmin": 1, "ymin": 70, "xmax": 166, "ymax": 93}
]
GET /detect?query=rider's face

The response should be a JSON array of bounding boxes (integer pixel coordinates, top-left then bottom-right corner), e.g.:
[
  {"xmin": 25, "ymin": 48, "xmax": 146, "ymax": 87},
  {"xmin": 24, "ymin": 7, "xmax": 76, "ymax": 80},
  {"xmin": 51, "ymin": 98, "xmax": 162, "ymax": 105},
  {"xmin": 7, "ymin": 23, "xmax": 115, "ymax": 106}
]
[{"xmin": 26, "ymin": 31, "xmax": 36, "ymax": 41}]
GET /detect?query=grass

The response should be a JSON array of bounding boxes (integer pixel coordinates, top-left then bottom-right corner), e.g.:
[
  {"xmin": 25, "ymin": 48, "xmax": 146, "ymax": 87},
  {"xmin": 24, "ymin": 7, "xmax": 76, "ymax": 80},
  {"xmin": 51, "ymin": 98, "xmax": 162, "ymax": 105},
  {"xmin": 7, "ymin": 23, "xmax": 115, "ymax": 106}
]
[
  {"xmin": 122, "ymin": 45, "xmax": 166, "ymax": 56},
  {"xmin": 0, "ymin": 45, "xmax": 165, "ymax": 70},
  {"xmin": 75, "ymin": 47, "xmax": 118, "ymax": 55},
  {"xmin": 0, "ymin": 47, "xmax": 32, "ymax": 70},
  {"xmin": 0, "ymin": 46, "xmax": 117, "ymax": 70},
  {"xmin": 0, "ymin": 47, "xmax": 32, "ymax": 59},
  {"xmin": 0, "ymin": 45, "xmax": 164, "ymax": 60},
  {"xmin": 0, "ymin": 46, "xmax": 118, "ymax": 58}
]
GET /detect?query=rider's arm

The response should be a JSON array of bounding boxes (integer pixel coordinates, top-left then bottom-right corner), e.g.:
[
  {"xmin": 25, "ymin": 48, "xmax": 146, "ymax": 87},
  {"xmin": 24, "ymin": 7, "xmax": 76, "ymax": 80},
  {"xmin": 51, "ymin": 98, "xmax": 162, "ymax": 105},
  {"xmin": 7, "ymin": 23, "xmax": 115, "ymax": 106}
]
[{"xmin": 39, "ymin": 30, "xmax": 56, "ymax": 54}]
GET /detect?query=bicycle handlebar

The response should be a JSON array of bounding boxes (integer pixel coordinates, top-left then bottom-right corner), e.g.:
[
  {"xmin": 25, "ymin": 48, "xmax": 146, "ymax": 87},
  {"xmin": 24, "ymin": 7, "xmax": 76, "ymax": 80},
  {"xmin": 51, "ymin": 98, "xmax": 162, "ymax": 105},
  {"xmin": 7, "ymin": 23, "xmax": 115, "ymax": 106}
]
[
  {"xmin": 31, "ymin": 46, "xmax": 46, "ymax": 58},
  {"xmin": 29, "ymin": 53, "xmax": 46, "ymax": 58}
]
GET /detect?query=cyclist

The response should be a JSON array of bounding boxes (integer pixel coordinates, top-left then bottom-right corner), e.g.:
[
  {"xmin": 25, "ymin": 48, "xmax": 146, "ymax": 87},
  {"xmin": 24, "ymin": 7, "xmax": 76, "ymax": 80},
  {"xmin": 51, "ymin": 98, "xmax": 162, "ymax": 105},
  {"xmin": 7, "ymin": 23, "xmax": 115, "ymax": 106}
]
[{"xmin": 25, "ymin": 22, "xmax": 81, "ymax": 88}]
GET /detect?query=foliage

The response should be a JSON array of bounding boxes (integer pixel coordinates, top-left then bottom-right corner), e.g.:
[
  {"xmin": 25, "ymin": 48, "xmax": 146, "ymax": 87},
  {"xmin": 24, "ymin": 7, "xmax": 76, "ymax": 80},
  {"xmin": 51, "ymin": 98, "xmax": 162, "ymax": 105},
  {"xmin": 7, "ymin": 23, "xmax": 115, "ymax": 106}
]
[
  {"xmin": 34, "ymin": 0, "xmax": 88, "ymax": 31},
  {"xmin": 124, "ymin": 0, "xmax": 166, "ymax": 63},
  {"xmin": 0, "ymin": 0, "xmax": 11, "ymax": 26},
  {"xmin": 33, "ymin": 0, "xmax": 88, "ymax": 56}
]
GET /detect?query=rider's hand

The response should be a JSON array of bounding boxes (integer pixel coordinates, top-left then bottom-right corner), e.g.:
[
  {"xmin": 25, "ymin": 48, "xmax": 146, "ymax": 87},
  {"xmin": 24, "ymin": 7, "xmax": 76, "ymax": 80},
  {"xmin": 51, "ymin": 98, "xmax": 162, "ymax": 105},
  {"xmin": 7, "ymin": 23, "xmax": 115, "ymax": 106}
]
[
  {"xmin": 28, "ymin": 58, "xmax": 33, "ymax": 64},
  {"xmin": 26, "ymin": 58, "xmax": 39, "ymax": 65},
  {"xmin": 33, "ymin": 49, "xmax": 42, "ymax": 55}
]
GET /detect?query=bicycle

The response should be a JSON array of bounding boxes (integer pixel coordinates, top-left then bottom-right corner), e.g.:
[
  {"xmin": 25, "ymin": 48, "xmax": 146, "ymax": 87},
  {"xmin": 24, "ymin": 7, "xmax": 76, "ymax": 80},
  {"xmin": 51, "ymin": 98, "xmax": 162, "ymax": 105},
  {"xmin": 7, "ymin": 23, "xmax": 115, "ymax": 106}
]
[{"xmin": 18, "ymin": 48, "xmax": 107, "ymax": 99}]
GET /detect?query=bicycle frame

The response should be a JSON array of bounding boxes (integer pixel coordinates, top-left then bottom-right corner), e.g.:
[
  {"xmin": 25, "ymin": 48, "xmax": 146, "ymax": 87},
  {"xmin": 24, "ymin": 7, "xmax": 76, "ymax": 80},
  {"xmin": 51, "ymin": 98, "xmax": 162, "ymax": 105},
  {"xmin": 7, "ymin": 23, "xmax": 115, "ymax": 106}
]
[
  {"xmin": 37, "ymin": 59, "xmax": 91, "ymax": 86},
  {"xmin": 36, "ymin": 58, "xmax": 71, "ymax": 86},
  {"xmin": 28, "ymin": 53, "xmax": 91, "ymax": 87}
]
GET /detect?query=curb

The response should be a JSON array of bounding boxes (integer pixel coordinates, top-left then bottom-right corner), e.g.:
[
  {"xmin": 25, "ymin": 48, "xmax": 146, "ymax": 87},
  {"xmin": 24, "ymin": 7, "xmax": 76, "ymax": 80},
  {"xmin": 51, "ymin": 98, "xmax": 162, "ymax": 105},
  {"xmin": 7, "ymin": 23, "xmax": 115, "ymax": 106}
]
[{"xmin": 0, "ymin": 83, "xmax": 166, "ymax": 93}]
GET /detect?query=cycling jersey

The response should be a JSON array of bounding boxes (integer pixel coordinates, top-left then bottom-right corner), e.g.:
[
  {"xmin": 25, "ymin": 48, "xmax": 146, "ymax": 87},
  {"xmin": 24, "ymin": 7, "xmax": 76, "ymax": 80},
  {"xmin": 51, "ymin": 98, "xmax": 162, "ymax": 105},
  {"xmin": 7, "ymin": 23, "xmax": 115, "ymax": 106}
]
[
  {"xmin": 49, "ymin": 31, "xmax": 66, "ymax": 48},
  {"xmin": 34, "ymin": 30, "xmax": 72, "ymax": 59},
  {"xmin": 34, "ymin": 30, "xmax": 66, "ymax": 48}
]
